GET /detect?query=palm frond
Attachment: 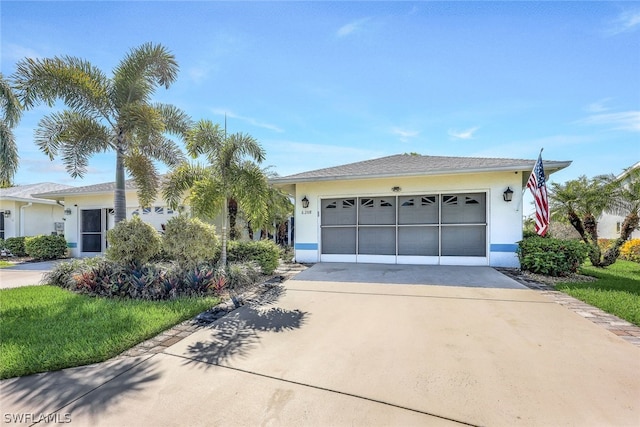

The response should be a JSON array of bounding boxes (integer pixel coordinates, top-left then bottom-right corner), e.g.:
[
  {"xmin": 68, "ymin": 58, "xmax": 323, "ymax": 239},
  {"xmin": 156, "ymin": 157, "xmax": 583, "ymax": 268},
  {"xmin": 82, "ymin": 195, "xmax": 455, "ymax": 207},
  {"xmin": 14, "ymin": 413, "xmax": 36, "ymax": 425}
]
[
  {"xmin": 0, "ymin": 123, "xmax": 19, "ymax": 186},
  {"xmin": 112, "ymin": 43, "xmax": 178, "ymax": 108},
  {"xmin": 12, "ymin": 56, "xmax": 112, "ymax": 120},
  {"xmin": 137, "ymin": 134, "xmax": 186, "ymax": 168},
  {"xmin": 162, "ymin": 162, "xmax": 209, "ymax": 209},
  {"xmin": 185, "ymin": 119, "xmax": 224, "ymax": 159},
  {"xmin": 124, "ymin": 152, "xmax": 160, "ymax": 208},
  {"xmin": 0, "ymin": 73, "xmax": 22, "ymax": 126},
  {"xmin": 155, "ymin": 103, "xmax": 193, "ymax": 137},
  {"xmin": 190, "ymin": 177, "xmax": 226, "ymax": 219}
]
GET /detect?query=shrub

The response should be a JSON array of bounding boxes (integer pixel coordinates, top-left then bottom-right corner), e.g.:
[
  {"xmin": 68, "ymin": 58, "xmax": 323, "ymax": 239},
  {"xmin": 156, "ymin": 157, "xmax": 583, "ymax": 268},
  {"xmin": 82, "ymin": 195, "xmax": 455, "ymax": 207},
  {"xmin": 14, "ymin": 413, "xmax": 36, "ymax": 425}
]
[
  {"xmin": 227, "ymin": 240, "xmax": 281, "ymax": 274},
  {"xmin": 4, "ymin": 237, "xmax": 26, "ymax": 257},
  {"xmin": 162, "ymin": 215, "xmax": 218, "ymax": 267},
  {"xmin": 226, "ymin": 261, "xmax": 262, "ymax": 290},
  {"xmin": 0, "ymin": 238, "xmax": 4, "ymax": 249},
  {"xmin": 24, "ymin": 234, "xmax": 67, "ymax": 260},
  {"xmin": 105, "ymin": 216, "xmax": 161, "ymax": 265},
  {"xmin": 517, "ymin": 236, "xmax": 589, "ymax": 276},
  {"xmin": 620, "ymin": 239, "xmax": 640, "ymax": 263},
  {"xmin": 597, "ymin": 238, "xmax": 614, "ymax": 252}
]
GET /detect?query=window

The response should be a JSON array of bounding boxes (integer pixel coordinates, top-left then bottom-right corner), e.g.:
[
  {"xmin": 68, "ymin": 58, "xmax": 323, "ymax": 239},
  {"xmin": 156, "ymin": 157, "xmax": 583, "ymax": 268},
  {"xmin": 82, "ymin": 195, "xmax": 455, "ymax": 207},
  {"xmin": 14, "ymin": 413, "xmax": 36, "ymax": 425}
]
[
  {"xmin": 155, "ymin": 206, "xmax": 164, "ymax": 214},
  {"xmin": 142, "ymin": 207, "xmax": 151, "ymax": 215},
  {"xmin": 421, "ymin": 196, "xmax": 436, "ymax": 205},
  {"xmin": 443, "ymin": 195, "xmax": 458, "ymax": 205},
  {"xmin": 380, "ymin": 199, "xmax": 393, "ymax": 207},
  {"xmin": 616, "ymin": 222, "xmax": 621, "ymax": 233},
  {"xmin": 325, "ymin": 201, "xmax": 337, "ymax": 209},
  {"xmin": 401, "ymin": 199, "xmax": 415, "ymax": 207},
  {"xmin": 361, "ymin": 198, "xmax": 374, "ymax": 208},
  {"xmin": 343, "ymin": 199, "xmax": 355, "ymax": 208}
]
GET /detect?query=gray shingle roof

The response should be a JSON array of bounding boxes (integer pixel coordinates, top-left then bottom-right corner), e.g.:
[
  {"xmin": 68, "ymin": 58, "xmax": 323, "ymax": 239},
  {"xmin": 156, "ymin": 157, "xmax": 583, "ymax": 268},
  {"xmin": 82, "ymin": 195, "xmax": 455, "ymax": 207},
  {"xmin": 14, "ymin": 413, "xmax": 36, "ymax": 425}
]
[
  {"xmin": 0, "ymin": 182, "xmax": 75, "ymax": 203},
  {"xmin": 33, "ymin": 179, "xmax": 140, "ymax": 199},
  {"xmin": 272, "ymin": 154, "xmax": 571, "ymax": 184}
]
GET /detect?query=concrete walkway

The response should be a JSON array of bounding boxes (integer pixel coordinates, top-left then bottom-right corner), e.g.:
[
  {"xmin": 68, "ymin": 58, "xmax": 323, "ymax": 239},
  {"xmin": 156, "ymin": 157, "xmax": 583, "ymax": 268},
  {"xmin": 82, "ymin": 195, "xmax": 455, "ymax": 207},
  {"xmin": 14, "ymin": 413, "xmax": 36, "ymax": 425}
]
[{"xmin": 1, "ymin": 265, "xmax": 639, "ymax": 426}]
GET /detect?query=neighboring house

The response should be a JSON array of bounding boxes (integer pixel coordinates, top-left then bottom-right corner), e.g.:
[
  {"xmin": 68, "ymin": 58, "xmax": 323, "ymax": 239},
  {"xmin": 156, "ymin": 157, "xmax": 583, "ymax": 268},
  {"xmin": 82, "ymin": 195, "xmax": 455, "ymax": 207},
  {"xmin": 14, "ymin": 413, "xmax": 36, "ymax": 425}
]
[
  {"xmin": 272, "ymin": 154, "xmax": 571, "ymax": 268},
  {"xmin": 34, "ymin": 179, "xmax": 188, "ymax": 258},
  {"xmin": 0, "ymin": 183, "xmax": 74, "ymax": 240},
  {"xmin": 598, "ymin": 161, "xmax": 640, "ymax": 240}
]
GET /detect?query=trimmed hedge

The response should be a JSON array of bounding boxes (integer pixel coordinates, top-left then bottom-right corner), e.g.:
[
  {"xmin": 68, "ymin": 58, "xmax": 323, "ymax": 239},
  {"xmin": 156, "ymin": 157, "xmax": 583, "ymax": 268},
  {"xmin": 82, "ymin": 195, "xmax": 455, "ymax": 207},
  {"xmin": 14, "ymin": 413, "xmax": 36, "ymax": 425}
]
[
  {"xmin": 227, "ymin": 240, "xmax": 281, "ymax": 274},
  {"xmin": 3, "ymin": 237, "xmax": 27, "ymax": 257},
  {"xmin": 517, "ymin": 237, "xmax": 589, "ymax": 276},
  {"xmin": 162, "ymin": 215, "xmax": 218, "ymax": 267},
  {"xmin": 24, "ymin": 235, "xmax": 67, "ymax": 260},
  {"xmin": 517, "ymin": 236, "xmax": 588, "ymax": 276},
  {"xmin": 105, "ymin": 216, "xmax": 161, "ymax": 265}
]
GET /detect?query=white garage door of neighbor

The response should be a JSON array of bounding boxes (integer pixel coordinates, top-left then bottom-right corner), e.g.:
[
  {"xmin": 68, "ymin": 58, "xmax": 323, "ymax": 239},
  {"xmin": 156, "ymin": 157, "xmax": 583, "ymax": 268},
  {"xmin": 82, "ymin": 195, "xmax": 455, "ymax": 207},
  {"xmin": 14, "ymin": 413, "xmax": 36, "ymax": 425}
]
[{"xmin": 320, "ymin": 193, "xmax": 488, "ymax": 265}]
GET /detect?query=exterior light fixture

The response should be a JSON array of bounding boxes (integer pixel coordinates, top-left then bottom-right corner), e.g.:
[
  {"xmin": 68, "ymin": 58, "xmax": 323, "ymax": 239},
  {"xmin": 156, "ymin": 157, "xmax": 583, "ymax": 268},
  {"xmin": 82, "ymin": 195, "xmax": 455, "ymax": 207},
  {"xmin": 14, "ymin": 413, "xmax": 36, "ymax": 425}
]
[
  {"xmin": 503, "ymin": 187, "xmax": 514, "ymax": 202},
  {"xmin": 3, "ymin": 210, "xmax": 10, "ymax": 218},
  {"xmin": 64, "ymin": 208, "xmax": 72, "ymax": 216},
  {"xmin": 301, "ymin": 196, "xmax": 310, "ymax": 209},
  {"xmin": 392, "ymin": 186, "xmax": 401, "ymax": 192}
]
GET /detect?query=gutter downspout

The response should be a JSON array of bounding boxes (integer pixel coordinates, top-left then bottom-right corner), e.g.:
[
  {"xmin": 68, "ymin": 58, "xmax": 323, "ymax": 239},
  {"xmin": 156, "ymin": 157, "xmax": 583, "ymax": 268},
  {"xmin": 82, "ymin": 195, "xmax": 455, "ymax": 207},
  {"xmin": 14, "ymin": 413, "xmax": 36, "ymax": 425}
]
[{"xmin": 20, "ymin": 203, "xmax": 33, "ymax": 236}]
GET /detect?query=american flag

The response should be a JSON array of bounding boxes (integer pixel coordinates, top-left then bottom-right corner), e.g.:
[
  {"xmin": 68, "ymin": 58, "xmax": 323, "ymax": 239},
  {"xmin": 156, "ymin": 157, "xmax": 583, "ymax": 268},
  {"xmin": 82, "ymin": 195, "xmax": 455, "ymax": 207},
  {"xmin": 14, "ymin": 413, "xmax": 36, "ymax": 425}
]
[{"xmin": 527, "ymin": 153, "xmax": 549, "ymax": 236}]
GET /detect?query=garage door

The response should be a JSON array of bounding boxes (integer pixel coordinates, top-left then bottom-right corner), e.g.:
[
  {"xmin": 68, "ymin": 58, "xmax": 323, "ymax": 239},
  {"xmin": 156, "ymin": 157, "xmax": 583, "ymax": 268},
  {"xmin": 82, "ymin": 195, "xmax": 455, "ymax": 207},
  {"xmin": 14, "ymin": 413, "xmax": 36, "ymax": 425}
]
[{"xmin": 320, "ymin": 193, "xmax": 487, "ymax": 265}]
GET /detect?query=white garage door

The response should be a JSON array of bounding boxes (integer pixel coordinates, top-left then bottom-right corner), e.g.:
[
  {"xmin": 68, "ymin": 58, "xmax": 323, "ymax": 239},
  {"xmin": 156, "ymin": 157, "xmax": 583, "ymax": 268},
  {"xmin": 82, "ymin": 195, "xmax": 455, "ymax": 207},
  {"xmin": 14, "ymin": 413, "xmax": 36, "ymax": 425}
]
[{"xmin": 320, "ymin": 193, "xmax": 487, "ymax": 265}]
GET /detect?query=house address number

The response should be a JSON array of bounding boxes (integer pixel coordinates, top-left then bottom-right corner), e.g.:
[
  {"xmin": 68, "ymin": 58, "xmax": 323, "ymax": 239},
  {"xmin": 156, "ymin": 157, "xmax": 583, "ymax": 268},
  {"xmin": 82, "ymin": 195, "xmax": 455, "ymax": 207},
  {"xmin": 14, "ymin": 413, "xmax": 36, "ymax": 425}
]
[{"xmin": 301, "ymin": 210, "xmax": 313, "ymax": 215}]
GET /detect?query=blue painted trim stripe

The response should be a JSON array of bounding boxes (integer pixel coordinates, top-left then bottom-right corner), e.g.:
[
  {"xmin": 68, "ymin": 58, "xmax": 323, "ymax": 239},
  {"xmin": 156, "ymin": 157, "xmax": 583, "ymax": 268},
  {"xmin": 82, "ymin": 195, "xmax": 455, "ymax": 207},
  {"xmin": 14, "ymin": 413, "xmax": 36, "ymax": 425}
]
[
  {"xmin": 67, "ymin": 242, "xmax": 77, "ymax": 248},
  {"xmin": 490, "ymin": 244, "xmax": 518, "ymax": 253},
  {"xmin": 295, "ymin": 243, "xmax": 318, "ymax": 250}
]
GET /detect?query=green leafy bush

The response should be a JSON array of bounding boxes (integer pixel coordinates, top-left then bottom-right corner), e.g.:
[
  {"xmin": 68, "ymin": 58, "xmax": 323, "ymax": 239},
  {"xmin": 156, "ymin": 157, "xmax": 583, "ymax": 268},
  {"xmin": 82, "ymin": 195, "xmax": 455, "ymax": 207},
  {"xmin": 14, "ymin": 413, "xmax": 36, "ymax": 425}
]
[
  {"xmin": 162, "ymin": 215, "xmax": 218, "ymax": 267},
  {"xmin": 227, "ymin": 240, "xmax": 281, "ymax": 274},
  {"xmin": 620, "ymin": 239, "xmax": 640, "ymax": 263},
  {"xmin": 4, "ymin": 237, "xmax": 26, "ymax": 257},
  {"xmin": 24, "ymin": 235, "xmax": 67, "ymax": 260},
  {"xmin": 517, "ymin": 236, "xmax": 588, "ymax": 276},
  {"xmin": 226, "ymin": 261, "xmax": 262, "ymax": 290},
  {"xmin": 105, "ymin": 216, "xmax": 161, "ymax": 265}
]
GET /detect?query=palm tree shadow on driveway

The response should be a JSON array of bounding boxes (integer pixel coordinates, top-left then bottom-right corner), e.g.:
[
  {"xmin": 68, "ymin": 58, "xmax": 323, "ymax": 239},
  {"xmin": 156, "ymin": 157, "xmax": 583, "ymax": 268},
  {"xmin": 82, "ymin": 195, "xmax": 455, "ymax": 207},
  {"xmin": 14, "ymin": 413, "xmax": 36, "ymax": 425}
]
[{"xmin": 181, "ymin": 285, "xmax": 308, "ymax": 367}]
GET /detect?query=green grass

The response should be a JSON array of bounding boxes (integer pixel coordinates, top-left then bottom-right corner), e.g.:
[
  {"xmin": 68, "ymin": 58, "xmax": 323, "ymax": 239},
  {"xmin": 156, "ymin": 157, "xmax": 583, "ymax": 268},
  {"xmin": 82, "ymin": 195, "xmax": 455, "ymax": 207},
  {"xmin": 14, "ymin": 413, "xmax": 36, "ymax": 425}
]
[
  {"xmin": 0, "ymin": 286, "xmax": 219, "ymax": 379},
  {"xmin": 555, "ymin": 260, "xmax": 640, "ymax": 327},
  {"xmin": 0, "ymin": 260, "xmax": 14, "ymax": 268}
]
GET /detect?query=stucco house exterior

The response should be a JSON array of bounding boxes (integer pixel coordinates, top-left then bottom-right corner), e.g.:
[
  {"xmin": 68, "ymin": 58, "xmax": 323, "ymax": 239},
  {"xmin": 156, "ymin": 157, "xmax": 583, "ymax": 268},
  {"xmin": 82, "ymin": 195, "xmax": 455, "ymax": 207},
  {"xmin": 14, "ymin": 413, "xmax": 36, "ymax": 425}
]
[
  {"xmin": 597, "ymin": 161, "xmax": 640, "ymax": 240},
  {"xmin": 272, "ymin": 154, "xmax": 571, "ymax": 268},
  {"xmin": 0, "ymin": 183, "xmax": 74, "ymax": 240},
  {"xmin": 34, "ymin": 180, "xmax": 187, "ymax": 258}
]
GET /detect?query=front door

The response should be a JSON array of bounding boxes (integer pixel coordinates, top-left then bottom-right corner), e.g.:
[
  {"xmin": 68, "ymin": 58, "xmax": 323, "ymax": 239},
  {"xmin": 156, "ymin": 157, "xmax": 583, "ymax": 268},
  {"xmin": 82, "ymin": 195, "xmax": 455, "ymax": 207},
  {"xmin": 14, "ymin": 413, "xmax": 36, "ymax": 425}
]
[{"xmin": 80, "ymin": 209, "xmax": 103, "ymax": 253}]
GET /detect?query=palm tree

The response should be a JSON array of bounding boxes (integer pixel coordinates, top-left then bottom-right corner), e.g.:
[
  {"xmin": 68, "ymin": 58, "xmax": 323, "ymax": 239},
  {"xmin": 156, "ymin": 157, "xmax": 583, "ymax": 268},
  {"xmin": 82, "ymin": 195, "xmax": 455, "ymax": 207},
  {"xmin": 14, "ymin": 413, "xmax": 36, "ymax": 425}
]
[
  {"xmin": 163, "ymin": 119, "xmax": 269, "ymax": 267},
  {"xmin": 550, "ymin": 170, "xmax": 639, "ymax": 267},
  {"xmin": 11, "ymin": 43, "xmax": 191, "ymax": 222},
  {"xmin": 0, "ymin": 73, "xmax": 21, "ymax": 187}
]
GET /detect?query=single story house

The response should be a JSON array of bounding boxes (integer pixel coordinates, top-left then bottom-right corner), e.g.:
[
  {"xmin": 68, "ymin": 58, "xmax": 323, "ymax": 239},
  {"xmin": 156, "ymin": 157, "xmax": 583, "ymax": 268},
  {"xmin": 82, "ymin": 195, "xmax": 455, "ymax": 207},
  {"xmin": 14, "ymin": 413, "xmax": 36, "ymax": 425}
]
[
  {"xmin": 272, "ymin": 154, "xmax": 571, "ymax": 268},
  {"xmin": 34, "ymin": 179, "xmax": 187, "ymax": 258},
  {"xmin": 597, "ymin": 161, "xmax": 640, "ymax": 240},
  {"xmin": 0, "ymin": 183, "xmax": 74, "ymax": 240}
]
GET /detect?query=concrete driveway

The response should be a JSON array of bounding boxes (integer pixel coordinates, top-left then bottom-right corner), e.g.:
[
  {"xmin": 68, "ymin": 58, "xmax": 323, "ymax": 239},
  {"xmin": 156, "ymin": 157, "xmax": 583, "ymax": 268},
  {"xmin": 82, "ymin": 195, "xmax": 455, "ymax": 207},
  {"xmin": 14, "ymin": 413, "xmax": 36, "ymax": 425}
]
[
  {"xmin": 1, "ymin": 264, "xmax": 639, "ymax": 426},
  {"xmin": 0, "ymin": 260, "xmax": 62, "ymax": 289}
]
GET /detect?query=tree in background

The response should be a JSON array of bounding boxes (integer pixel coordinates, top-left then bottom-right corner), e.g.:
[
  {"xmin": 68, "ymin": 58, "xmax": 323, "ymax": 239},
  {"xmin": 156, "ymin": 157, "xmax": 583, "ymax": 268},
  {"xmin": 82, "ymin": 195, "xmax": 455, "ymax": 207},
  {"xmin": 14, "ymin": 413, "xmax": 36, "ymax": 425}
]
[
  {"xmin": 163, "ymin": 119, "xmax": 269, "ymax": 268},
  {"xmin": 0, "ymin": 73, "xmax": 21, "ymax": 187},
  {"xmin": 549, "ymin": 167, "xmax": 640, "ymax": 267},
  {"xmin": 11, "ymin": 42, "xmax": 190, "ymax": 222}
]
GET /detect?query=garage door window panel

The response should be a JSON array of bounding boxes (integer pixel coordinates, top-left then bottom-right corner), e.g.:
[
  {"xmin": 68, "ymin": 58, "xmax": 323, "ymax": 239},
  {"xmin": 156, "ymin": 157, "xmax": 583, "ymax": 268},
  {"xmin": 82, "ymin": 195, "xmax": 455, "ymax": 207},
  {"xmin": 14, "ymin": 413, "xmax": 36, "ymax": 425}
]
[
  {"xmin": 441, "ymin": 193, "xmax": 486, "ymax": 224},
  {"xmin": 398, "ymin": 226, "xmax": 439, "ymax": 256},
  {"xmin": 321, "ymin": 199, "xmax": 356, "ymax": 225},
  {"xmin": 441, "ymin": 225, "xmax": 486, "ymax": 256},
  {"xmin": 358, "ymin": 226, "xmax": 396, "ymax": 255},
  {"xmin": 322, "ymin": 227, "xmax": 356, "ymax": 254},
  {"xmin": 359, "ymin": 197, "xmax": 395, "ymax": 225},
  {"xmin": 399, "ymin": 195, "xmax": 438, "ymax": 225}
]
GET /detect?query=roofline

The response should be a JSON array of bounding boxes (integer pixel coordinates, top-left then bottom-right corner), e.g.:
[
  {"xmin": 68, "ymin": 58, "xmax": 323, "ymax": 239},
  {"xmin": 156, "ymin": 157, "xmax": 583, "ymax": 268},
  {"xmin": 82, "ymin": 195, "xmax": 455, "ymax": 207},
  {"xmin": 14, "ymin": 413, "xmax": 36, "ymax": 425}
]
[
  {"xmin": 0, "ymin": 196, "xmax": 60, "ymax": 205},
  {"xmin": 33, "ymin": 188, "xmax": 137, "ymax": 200},
  {"xmin": 271, "ymin": 161, "xmax": 572, "ymax": 185}
]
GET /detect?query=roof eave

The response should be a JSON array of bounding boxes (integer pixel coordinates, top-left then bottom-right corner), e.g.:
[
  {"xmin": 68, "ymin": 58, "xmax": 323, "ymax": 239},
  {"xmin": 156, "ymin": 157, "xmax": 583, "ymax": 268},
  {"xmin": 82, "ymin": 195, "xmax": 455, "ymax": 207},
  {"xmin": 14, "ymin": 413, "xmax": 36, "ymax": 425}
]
[{"xmin": 272, "ymin": 161, "xmax": 572, "ymax": 185}]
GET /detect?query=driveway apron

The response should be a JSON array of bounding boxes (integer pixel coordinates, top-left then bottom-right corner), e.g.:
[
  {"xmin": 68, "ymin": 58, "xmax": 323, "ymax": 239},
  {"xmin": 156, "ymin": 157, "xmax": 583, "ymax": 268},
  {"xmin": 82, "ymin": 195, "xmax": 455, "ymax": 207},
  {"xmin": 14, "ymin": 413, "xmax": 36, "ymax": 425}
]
[{"xmin": 1, "ymin": 264, "xmax": 638, "ymax": 426}]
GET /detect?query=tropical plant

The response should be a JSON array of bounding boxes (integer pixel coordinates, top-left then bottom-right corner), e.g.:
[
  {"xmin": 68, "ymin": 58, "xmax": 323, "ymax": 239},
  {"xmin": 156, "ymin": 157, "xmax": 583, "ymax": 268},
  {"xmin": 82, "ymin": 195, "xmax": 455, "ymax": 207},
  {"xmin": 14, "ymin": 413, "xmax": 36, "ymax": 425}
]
[
  {"xmin": 11, "ymin": 43, "xmax": 191, "ymax": 222},
  {"xmin": 105, "ymin": 216, "xmax": 161, "ymax": 265},
  {"xmin": 0, "ymin": 73, "xmax": 21, "ymax": 187},
  {"xmin": 163, "ymin": 119, "xmax": 269, "ymax": 268},
  {"xmin": 162, "ymin": 214, "xmax": 219, "ymax": 267},
  {"xmin": 549, "ymin": 168, "xmax": 640, "ymax": 267},
  {"xmin": 24, "ymin": 234, "xmax": 67, "ymax": 260}
]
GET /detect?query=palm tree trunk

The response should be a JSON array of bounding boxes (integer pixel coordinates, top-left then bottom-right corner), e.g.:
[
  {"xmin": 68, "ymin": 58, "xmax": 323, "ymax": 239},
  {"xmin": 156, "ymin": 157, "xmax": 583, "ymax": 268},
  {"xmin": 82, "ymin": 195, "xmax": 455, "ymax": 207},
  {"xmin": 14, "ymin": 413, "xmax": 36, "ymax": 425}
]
[
  {"xmin": 220, "ymin": 197, "xmax": 228, "ymax": 269},
  {"xmin": 114, "ymin": 143, "xmax": 126, "ymax": 223},
  {"xmin": 228, "ymin": 198, "xmax": 238, "ymax": 240}
]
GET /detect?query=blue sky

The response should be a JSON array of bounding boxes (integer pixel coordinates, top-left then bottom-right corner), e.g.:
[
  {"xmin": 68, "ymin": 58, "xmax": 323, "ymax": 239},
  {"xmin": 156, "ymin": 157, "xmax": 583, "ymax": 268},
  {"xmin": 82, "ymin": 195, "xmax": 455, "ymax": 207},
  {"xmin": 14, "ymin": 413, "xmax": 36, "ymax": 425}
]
[{"xmin": 2, "ymin": 1, "xmax": 639, "ymax": 192}]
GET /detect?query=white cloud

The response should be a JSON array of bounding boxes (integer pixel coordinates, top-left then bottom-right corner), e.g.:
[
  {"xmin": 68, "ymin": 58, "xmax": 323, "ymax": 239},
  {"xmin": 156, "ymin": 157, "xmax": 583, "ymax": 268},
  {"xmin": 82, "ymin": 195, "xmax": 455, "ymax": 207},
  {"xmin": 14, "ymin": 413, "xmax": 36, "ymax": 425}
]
[
  {"xmin": 391, "ymin": 127, "xmax": 420, "ymax": 142},
  {"xmin": 576, "ymin": 111, "xmax": 640, "ymax": 132},
  {"xmin": 211, "ymin": 108, "xmax": 284, "ymax": 133},
  {"xmin": 2, "ymin": 43, "xmax": 44, "ymax": 63},
  {"xmin": 585, "ymin": 98, "xmax": 613, "ymax": 113},
  {"xmin": 604, "ymin": 10, "xmax": 640, "ymax": 36},
  {"xmin": 448, "ymin": 126, "xmax": 479, "ymax": 140},
  {"xmin": 336, "ymin": 18, "xmax": 371, "ymax": 38}
]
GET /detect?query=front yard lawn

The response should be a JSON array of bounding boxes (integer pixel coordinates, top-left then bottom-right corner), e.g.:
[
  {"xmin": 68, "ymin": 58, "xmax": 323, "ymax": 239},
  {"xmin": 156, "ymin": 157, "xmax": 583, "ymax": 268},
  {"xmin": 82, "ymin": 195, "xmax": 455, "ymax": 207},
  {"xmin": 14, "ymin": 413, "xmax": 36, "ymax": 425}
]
[
  {"xmin": 0, "ymin": 285, "xmax": 218, "ymax": 379},
  {"xmin": 555, "ymin": 260, "xmax": 640, "ymax": 327}
]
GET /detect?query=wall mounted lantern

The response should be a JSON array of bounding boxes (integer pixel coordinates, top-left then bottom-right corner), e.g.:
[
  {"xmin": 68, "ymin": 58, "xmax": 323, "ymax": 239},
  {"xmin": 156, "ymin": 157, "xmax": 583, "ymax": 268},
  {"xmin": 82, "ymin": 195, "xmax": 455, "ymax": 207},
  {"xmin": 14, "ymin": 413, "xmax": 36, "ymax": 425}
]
[
  {"xmin": 3, "ymin": 210, "xmax": 10, "ymax": 218},
  {"xmin": 503, "ymin": 187, "xmax": 514, "ymax": 202},
  {"xmin": 301, "ymin": 196, "xmax": 310, "ymax": 209},
  {"xmin": 64, "ymin": 208, "xmax": 72, "ymax": 216}
]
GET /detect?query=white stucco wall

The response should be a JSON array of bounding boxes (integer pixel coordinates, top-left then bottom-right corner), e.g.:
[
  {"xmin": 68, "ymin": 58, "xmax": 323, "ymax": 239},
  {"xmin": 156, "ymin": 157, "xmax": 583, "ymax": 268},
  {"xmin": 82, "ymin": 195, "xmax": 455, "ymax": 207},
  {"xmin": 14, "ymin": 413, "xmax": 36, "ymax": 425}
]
[
  {"xmin": 598, "ymin": 213, "xmax": 640, "ymax": 240},
  {"xmin": 0, "ymin": 200, "xmax": 65, "ymax": 239},
  {"xmin": 292, "ymin": 171, "xmax": 524, "ymax": 267}
]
